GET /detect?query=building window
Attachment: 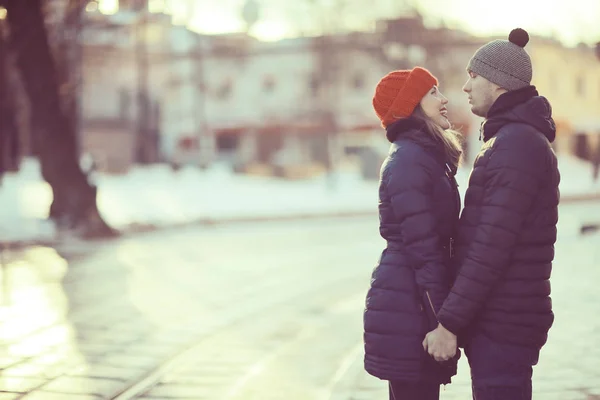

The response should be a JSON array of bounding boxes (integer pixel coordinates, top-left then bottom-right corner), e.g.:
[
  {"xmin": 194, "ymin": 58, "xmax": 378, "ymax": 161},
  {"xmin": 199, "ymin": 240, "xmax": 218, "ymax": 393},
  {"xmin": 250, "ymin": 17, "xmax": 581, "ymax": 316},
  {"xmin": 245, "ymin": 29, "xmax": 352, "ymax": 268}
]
[
  {"xmin": 118, "ymin": 88, "xmax": 131, "ymax": 120},
  {"xmin": 168, "ymin": 77, "xmax": 183, "ymax": 88},
  {"xmin": 352, "ymin": 72, "xmax": 365, "ymax": 90},
  {"xmin": 547, "ymin": 71, "xmax": 556, "ymax": 93},
  {"xmin": 309, "ymin": 73, "xmax": 320, "ymax": 97},
  {"xmin": 215, "ymin": 79, "xmax": 233, "ymax": 100},
  {"xmin": 216, "ymin": 132, "xmax": 239, "ymax": 152},
  {"xmin": 263, "ymin": 75, "xmax": 276, "ymax": 93},
  {"xmin": 576, "ymin": 75, "xmax": 585, "ymax": 97}
]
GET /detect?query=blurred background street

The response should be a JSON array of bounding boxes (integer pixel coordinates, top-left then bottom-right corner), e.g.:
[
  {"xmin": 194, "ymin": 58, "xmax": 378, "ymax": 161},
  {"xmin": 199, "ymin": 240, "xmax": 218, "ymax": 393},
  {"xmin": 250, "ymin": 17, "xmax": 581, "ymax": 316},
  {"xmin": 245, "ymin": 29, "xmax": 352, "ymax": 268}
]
[
  {"xmin": 1, "ymin": 202, "xmax": 599, "ymax": 399},
  {"xmin": 1, "ymin": 0, "xmax": 600, "ymax": 240},
  {"xmin": 0, "ymin": 0, "xmax": 599, "ymax": 399}
]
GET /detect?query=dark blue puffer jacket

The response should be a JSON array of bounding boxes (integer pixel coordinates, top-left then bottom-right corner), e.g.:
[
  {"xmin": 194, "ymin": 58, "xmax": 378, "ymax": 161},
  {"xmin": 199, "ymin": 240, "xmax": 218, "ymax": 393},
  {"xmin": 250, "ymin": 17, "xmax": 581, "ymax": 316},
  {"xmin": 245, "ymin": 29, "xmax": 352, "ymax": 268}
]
[
  {"xmin": 437, "ymin": 86, "xmax": 560, "ymax": 350},
  {"xmin": 364, "ymin": 118, "xmax": 461, "ymax": 384}
]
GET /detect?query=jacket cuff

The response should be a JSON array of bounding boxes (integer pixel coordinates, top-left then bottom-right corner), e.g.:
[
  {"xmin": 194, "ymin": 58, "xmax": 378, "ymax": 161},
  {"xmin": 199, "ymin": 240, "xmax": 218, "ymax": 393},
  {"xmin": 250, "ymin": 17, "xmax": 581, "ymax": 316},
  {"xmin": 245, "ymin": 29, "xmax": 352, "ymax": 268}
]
[{"xmin": 437, "ymin": 309, "xmax": 462, "ymax": 336}]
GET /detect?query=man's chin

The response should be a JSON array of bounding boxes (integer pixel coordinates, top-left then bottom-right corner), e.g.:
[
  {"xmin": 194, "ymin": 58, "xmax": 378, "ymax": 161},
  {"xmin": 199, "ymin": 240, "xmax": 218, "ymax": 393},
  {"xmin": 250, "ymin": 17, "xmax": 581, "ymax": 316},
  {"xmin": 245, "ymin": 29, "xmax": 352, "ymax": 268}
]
[{"xmin": 471, "ymin": 106, "xmax": 486, "ymax": 118}]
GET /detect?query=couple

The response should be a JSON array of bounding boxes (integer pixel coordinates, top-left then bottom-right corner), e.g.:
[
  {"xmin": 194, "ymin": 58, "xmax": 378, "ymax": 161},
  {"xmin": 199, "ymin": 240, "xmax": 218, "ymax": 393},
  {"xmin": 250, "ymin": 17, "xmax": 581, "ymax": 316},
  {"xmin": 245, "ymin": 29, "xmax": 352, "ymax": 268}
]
[{"xmin": 364, "ymin": 28, "xmax": 560, "ymax": 400}]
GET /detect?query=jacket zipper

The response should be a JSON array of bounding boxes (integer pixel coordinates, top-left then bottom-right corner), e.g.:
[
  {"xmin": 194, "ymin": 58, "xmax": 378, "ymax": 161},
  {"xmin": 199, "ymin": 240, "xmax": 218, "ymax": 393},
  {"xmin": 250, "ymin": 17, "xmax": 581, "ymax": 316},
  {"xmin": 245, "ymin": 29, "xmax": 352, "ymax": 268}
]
[
  {"xmin": 444, "ymin": 163, "xmax": 460, "ymax": 213},
  {"xmin": 425, "ymin": 290, "xmax": 438, "ymax": 322}
]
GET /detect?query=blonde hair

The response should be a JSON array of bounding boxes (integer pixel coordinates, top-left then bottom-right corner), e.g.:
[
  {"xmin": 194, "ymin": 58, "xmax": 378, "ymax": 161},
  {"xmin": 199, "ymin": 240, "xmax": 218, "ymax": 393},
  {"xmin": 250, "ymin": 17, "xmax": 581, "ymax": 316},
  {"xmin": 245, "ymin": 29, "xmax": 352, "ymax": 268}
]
[{"xmin": 411, "ymin": 105, "xmax": 463, "ymax": 169}]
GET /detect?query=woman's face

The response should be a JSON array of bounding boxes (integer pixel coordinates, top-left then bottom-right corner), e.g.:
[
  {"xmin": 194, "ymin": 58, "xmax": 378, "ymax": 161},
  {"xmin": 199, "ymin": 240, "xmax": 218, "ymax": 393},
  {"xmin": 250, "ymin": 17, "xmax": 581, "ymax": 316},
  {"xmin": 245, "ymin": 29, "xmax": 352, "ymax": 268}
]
[{"xmin": 420, "ymin": 85, "xmax": 450, "ymax": 129}]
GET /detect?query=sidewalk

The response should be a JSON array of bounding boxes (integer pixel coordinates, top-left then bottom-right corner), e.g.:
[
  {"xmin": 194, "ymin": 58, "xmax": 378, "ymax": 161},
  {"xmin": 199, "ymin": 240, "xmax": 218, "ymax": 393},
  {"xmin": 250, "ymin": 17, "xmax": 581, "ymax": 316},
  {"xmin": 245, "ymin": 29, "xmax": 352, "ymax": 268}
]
[
  {"xmin": 0, "ymin": 216, "xmax": 378, "ymax": 399},
  {"xmin": 1, "ymin": 206, "xmax": 599, "ymax": 399},
  {"xmin": 1, "ymin": 156, "xmax": 599, "ymax": 246},
  {"xmin": 0, "ymin": 238, "xmax": 212, "ymax": 400}
]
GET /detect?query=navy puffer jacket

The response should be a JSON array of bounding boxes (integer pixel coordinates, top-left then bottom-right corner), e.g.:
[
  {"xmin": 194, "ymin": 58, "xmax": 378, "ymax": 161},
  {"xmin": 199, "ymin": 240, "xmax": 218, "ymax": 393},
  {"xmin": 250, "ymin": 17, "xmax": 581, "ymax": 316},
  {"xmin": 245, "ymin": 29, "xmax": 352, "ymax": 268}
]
[
  {"xmin": 437, "ymin": 86, "xmax": 560, "ymax": 350},
  {"xmin": 364, "ymin": 118, "xmax": 461, "ymax": 384}
]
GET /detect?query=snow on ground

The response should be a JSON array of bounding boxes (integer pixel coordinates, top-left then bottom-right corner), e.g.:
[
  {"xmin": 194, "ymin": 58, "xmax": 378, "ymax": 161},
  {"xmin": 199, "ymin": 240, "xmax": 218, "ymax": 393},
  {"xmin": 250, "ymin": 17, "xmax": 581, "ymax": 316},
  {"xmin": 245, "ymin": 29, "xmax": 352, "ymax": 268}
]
[
  {"xmin": 1, "ymin": 155, "xmax": 599, "ymax": 243},
  {"xmin": 0, "ymin": 160, "xmax": 56, "ymax": 243},
  {"xmin": 93, "ymin": 162, "xmax": 377, "ymax": 228}
]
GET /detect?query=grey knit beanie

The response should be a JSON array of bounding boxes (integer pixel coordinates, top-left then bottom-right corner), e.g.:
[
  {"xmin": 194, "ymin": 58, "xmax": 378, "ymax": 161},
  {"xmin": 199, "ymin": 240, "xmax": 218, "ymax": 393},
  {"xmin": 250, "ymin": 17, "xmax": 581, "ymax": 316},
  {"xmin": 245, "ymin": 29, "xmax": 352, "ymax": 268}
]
[{"xmin": 467, "ymin": 28, "xmax": 532, "ymax": 91}]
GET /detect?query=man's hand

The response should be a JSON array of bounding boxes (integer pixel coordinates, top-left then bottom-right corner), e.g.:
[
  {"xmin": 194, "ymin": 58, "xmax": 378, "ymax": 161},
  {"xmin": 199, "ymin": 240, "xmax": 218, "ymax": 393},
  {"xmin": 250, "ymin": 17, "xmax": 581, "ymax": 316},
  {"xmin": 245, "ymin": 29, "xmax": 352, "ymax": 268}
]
[{"xmin": 422, "ymin": 323, "xmax": 457, "ymax": 362}]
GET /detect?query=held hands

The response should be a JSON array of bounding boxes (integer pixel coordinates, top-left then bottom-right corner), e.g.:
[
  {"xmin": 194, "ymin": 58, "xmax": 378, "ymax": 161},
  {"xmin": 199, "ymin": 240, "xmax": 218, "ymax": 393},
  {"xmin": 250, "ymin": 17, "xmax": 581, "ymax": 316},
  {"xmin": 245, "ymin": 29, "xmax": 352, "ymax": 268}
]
[{"xmin": 422, "ymin": 323, "xmax": 457, "ymax": 362}]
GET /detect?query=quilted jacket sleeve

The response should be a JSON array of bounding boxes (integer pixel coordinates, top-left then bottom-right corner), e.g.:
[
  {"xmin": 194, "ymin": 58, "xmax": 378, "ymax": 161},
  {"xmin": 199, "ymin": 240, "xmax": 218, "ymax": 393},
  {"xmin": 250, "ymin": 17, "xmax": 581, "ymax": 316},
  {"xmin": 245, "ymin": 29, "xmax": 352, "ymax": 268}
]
[{"xmin": 437, "ymin": 131, "xmax": 545, "ymax": 334}]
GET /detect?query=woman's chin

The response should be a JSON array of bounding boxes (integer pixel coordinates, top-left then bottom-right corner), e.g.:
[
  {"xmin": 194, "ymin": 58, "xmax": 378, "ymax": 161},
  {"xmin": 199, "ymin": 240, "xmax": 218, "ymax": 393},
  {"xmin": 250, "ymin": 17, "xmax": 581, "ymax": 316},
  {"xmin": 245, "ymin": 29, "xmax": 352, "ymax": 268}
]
[{"xmin": 438, "ymin": 117, "xmax": 451, "ymax": 129}]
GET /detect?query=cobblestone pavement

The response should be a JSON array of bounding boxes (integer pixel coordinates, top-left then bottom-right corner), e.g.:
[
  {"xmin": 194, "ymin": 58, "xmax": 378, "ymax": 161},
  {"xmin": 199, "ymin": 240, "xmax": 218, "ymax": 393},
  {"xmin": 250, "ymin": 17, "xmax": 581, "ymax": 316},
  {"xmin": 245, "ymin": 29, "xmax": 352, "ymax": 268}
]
[{"xmin": 0, "ymin": 202, "xmax": 599, "ymax": 399}]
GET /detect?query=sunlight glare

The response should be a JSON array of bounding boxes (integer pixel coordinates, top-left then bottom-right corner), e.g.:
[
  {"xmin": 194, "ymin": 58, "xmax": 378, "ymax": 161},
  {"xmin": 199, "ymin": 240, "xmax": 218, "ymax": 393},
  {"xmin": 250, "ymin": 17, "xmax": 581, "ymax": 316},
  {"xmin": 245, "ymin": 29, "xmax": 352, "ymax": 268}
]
[{"xmin": 99, "ymin": 0, "xmax": 118, "ymax": 15}]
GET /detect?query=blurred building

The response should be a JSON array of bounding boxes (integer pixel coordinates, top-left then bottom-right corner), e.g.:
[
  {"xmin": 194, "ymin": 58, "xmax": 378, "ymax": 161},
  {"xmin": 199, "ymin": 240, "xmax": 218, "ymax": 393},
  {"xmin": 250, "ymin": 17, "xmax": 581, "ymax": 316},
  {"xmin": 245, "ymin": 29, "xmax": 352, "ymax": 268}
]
[
  {"xmin": 199, "ymin": 33, "xmax": 392, "ymax": 177},
  {"xmin": 78, "ymin": 8, "xmax": 396, "ymax": 176},
  {"xmin": 80, "ymin": 8, "xmax": 205, "ymax": 172},
  {"xmin": 527, "ymin": 37, "xmax": 600, "ymax": 159},
  {"xmin": 77, "ymin": 9, "xmax": 600, "ymax": 175},
  {"xmin": 196, "ymin": 15, "xmax": 491, "ymax": 174}
]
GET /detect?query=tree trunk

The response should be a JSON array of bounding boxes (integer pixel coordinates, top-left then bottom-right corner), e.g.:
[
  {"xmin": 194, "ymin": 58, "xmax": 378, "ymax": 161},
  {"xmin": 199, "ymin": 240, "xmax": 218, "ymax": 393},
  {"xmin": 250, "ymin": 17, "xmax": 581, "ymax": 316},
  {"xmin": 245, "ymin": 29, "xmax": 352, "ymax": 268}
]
[
  {"xmin": 4, "ymin": 0, "xmax": 116, "ymax": 238},
  {"xmin": 0, "ymin": 19, "xmax": 20, "ymax": 179},
  {"xmin": 53, "ymin": 0, "xmax": 85, "ymax": 154}
]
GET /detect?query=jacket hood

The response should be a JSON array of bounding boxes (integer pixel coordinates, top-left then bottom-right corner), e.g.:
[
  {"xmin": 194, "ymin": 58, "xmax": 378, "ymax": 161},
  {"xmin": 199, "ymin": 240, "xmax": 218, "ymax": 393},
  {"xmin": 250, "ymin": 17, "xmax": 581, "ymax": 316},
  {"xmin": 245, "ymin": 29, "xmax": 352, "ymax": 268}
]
[
  {"xmin": 482, "ymin": 86, "xmax": 556, "ymax": 143},
  {"xmin": 386, "ymin": 116, "xmax": 457, "ymax": 175}
]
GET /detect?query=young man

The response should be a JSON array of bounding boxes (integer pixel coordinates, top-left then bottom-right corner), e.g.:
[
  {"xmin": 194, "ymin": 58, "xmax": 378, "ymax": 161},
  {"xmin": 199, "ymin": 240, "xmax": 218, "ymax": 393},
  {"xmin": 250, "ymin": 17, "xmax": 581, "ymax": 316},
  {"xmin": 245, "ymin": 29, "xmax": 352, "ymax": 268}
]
[{"xmin": 423, "ymin": 28, "xmax": 561, "ymax": 399}]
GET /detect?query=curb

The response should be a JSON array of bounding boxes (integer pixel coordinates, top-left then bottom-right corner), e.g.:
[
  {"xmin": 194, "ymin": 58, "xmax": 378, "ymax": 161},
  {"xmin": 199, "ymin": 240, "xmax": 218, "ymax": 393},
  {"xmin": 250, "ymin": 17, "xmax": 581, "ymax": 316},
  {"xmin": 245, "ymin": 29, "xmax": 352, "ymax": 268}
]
[
  {"xmin": 1, "ymin": 191, "xmax": 599, "ymax": 251},
  {"xmin": 560, "ymin": 192, "xmax": 600, "ymax": 203},
  {"xmin": 0, "ymin": 210, "xmax": 378, "ymax": 251}
]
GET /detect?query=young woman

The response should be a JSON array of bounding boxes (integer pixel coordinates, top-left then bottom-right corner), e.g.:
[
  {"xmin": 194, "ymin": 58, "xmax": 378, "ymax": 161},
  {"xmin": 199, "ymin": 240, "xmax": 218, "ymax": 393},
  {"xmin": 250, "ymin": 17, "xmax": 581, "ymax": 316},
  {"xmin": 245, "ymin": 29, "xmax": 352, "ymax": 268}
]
[{"xmin": 364, "ymin": 67, "xmax": 463, "ymax": 400}]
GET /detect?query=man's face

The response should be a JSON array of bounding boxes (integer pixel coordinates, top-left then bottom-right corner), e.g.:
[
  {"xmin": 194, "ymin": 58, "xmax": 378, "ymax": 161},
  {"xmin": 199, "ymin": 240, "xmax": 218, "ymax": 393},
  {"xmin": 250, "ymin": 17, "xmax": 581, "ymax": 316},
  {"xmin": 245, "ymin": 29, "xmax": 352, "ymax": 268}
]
[{"xmin": 462, "ymin": 71, "xmax": 506, "ymax": 117}]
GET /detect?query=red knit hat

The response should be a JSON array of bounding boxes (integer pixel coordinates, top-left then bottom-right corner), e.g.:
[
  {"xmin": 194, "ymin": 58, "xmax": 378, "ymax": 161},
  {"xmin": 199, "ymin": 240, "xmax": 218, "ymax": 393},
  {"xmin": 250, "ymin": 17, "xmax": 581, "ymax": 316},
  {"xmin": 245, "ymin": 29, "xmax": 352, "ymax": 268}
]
[{"xmin": 373, "ymin": 67, "xmax": 438, "ymax": 128}]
